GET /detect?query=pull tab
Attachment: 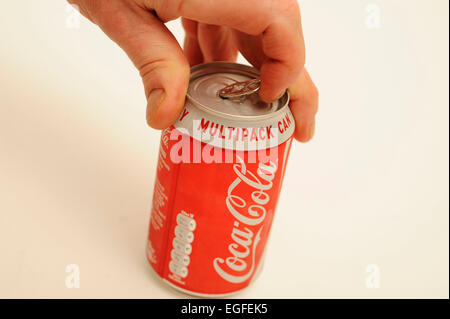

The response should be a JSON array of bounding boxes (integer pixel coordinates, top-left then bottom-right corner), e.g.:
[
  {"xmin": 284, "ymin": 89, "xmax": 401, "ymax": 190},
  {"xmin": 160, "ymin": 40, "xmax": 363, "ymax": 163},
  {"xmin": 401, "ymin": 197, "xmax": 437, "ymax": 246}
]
[{"xmin": 218, "ymin": 79, "xmax": 261, "ymax": 99}]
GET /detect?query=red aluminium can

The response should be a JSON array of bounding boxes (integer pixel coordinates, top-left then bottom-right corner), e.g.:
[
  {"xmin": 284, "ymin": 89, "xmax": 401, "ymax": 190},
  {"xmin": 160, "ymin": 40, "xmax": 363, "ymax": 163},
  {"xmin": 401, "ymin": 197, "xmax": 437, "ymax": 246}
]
[{"xmin": 146, "ymin": 62, "xmax": 295, "ymax": 296}]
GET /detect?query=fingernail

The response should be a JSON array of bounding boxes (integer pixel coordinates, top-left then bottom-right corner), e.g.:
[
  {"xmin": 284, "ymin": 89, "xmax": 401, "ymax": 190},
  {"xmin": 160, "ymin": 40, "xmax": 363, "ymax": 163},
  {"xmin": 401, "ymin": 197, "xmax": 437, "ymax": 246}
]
[
  {"xmin": 147, "ymin": 89, "xmax": 165, "ymax": 125},
  {"xmin": 275, "ymin": 90, "xmax": 286, "ymax": 100}
]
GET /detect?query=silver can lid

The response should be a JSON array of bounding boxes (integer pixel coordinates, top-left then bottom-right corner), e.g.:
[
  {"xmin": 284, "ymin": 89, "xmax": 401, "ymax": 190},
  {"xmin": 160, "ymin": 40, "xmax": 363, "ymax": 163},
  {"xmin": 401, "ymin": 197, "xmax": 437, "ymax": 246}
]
[{"xmin": 187, "ymin": 62, "xmax": 289, "ymax": 121}]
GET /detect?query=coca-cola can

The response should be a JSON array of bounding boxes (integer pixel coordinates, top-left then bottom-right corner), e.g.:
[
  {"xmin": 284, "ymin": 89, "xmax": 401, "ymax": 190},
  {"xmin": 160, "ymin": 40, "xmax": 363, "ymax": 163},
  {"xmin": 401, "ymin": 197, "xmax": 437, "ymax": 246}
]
[{"xmin": 146, "ymin": 62, "xmax": 295, "ymax": 297}]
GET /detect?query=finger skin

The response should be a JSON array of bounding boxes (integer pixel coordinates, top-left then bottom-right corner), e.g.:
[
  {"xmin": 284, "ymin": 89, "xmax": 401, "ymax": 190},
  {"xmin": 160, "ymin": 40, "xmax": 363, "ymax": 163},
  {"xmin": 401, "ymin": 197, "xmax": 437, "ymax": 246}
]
[
  {"xmin": 68, "ymin": 0, "xmax": 190, "ymax": 129},
  {"xmin": 182, "ymin": 18, "xmax": 237, "ymax": 66},
  {"xmin": 181, "ymin": 18, "xmax": 203, "ymax": 66},
  {"xmin": 288, "ymin": 69, "xmax": 319, "ymax": 142},
  {"xmin": 197, "ymin": 23, "xmax": 237, "ymax": 63},
  {"xmin": 139, "ymin": 0, "xmax": 305, "ymax": 102},
  {"xmin": 69, "ymin": 0, "xmax": 311, "ymax": 135}
]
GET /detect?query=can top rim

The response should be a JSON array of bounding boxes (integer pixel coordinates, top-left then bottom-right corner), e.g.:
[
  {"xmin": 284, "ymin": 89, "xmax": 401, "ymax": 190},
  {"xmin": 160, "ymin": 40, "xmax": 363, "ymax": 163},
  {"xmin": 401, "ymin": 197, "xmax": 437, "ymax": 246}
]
[{"xmin": 187, "ymin": 62, "xmax": 290, "ymax": 122}]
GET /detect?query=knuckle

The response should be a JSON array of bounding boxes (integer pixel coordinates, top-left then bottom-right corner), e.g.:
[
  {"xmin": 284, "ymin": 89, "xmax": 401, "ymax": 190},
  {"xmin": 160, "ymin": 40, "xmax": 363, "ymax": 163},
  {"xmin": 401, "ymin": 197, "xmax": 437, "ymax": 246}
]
[
  {"xmin": 273, "ymin": 0, "xmax": 300, "ymax": 17},
  {"xmin": 139, "ymin": 58, "xmax": 189, "ymax": 97},
  {"xmin": 139, "ymin": 59, "xmax": 167, "ymax": 81},
  {"xmin": 139, "ymin": 60, "xmax": 169, "ymax": 98},
  {"xmin": 198, "ymin": 23, "xmax": 221, "ymax": 33},
  {"xmin": 84, "ymin": 0, "xmax": 126, "ymax": 28},
  {"xmin": 96, "ymin": 5, "xmax": 134, "ymax": 36},
  {"xmin": 153, "ymin": 0, "xmax": 183, "ymax": 21},
  {"xmin": 181, "ymin": 18, "xmax": 198, "ymax": 38}
]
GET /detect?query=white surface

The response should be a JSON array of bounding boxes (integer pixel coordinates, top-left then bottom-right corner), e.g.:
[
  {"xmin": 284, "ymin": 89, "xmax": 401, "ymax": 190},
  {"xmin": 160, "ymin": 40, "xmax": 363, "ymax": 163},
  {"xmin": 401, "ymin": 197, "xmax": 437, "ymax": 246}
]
[{"xmin": 0, "ymin": 0, "xmax": 448, "ymax": 298}]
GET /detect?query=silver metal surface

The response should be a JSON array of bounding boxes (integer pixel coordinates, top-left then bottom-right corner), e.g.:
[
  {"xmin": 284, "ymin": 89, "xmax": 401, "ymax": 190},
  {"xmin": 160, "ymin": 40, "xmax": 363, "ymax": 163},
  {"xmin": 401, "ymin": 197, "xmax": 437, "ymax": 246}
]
[
  {"xmin": 218, "ymin": 79, "xmax": 261, "ymax": 99},
  {"xmin": 187, "ymin": 62, "xmax": 289, "ymax": 121}
]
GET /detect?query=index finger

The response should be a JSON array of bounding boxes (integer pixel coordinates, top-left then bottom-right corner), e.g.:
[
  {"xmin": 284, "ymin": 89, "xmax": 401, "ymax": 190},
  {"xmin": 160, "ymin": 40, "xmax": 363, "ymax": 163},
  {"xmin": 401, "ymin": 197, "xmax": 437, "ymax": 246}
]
[{"xmin": 137, "ymin": 0, "xmax": 305, "ymax": 101}]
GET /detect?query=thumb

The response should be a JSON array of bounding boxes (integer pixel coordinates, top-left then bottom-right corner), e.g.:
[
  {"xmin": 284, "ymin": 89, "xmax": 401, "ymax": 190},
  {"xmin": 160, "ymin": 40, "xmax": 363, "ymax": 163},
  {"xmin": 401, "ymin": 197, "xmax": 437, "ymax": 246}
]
[{"xmin": 73, "ymin": 0, "xmax": 190, "ymax": 129}]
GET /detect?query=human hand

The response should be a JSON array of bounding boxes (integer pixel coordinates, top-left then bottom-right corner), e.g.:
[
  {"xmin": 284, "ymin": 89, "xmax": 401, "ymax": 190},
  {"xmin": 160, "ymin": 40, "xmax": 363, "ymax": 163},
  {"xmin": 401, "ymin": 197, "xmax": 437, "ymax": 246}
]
[{"xmin": 68, "ymin": 0, "xmax": 318, "ymax": 142}]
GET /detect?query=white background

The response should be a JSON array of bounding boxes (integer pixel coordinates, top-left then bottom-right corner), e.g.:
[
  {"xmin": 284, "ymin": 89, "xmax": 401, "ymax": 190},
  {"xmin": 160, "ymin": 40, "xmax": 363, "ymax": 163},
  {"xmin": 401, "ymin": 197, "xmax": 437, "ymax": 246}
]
[{"xmin": 0, "ymin": 1, "xmax": 448, "ymax": 298}]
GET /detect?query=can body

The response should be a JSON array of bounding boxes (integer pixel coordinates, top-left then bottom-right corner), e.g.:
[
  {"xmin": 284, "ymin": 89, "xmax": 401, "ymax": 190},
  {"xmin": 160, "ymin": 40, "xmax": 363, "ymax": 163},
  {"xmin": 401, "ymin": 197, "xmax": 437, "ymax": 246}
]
[{"xmin": 146, "ymin": 62, "xmax": 295, "ymax": 296}]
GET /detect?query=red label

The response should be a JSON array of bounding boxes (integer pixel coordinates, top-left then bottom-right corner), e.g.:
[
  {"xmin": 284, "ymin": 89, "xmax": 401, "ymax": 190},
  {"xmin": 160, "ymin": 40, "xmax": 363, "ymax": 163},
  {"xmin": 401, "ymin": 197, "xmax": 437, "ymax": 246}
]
[{"xmin": 147, "ymin": 127, "xmax": 293, "ymax": 296}]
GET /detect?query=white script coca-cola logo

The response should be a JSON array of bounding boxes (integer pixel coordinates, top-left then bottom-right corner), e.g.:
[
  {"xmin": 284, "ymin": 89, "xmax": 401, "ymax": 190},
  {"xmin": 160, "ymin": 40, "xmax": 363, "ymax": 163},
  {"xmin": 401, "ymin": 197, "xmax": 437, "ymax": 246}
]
[{"xmin": 213, "ymin": 156, "xmax": 278, "ymax": 284}]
